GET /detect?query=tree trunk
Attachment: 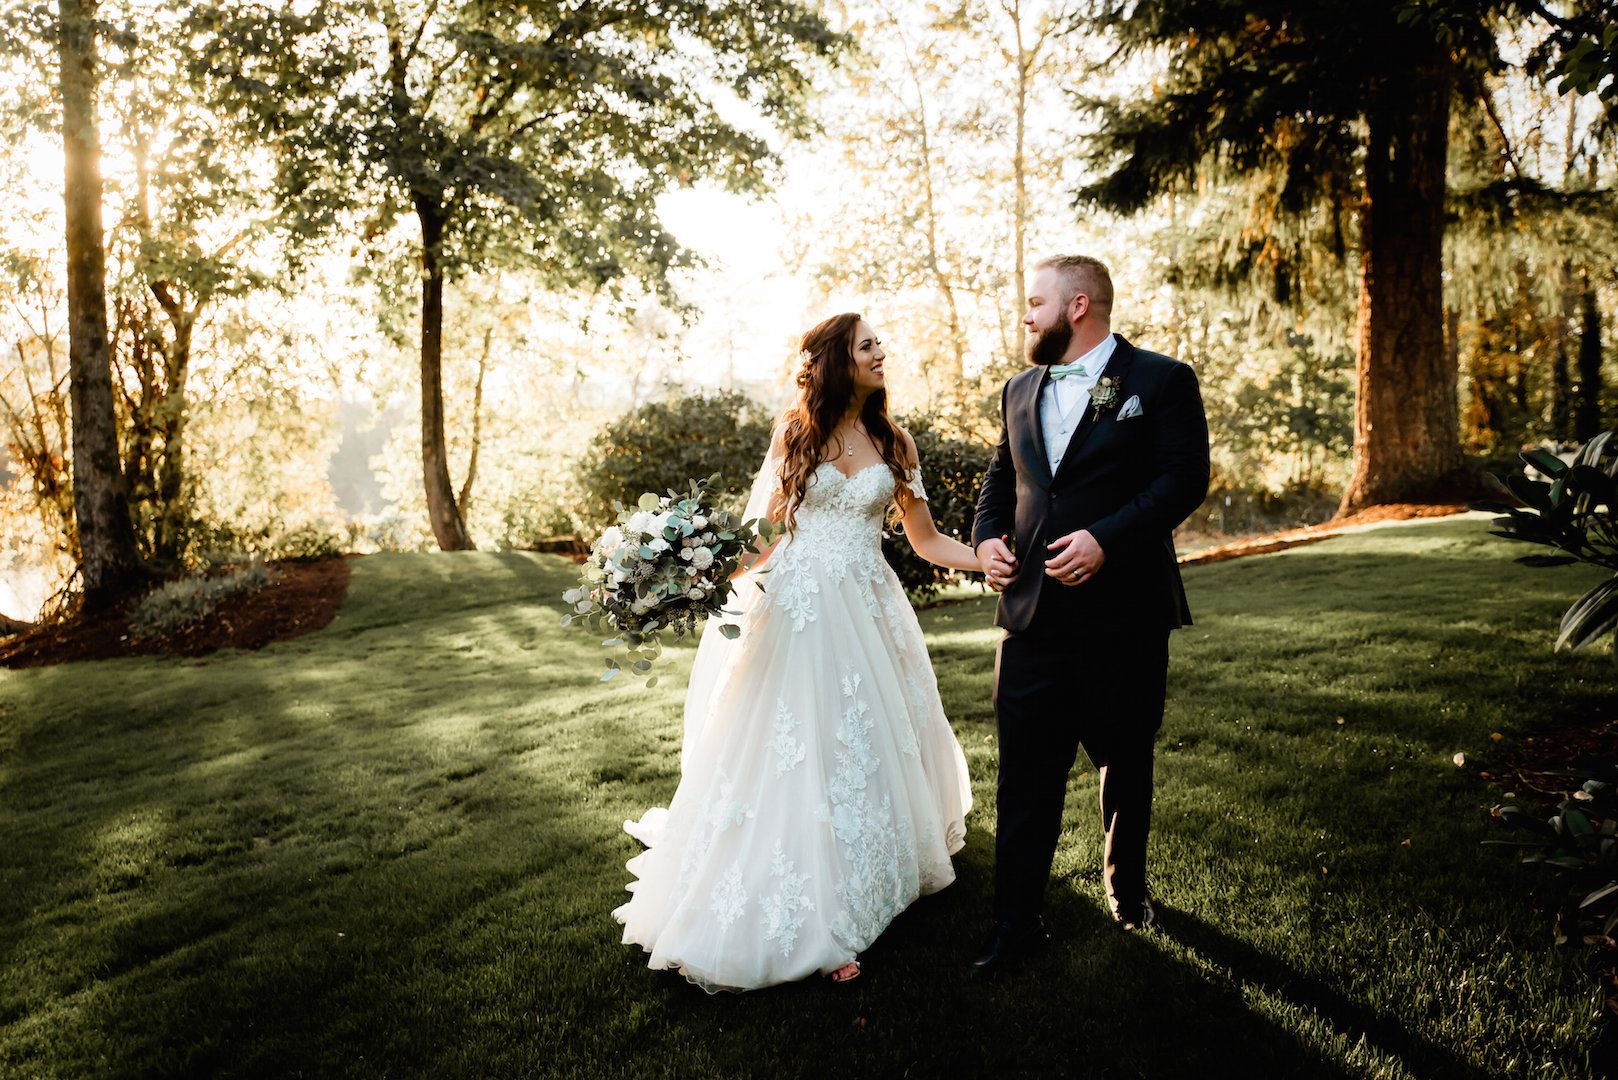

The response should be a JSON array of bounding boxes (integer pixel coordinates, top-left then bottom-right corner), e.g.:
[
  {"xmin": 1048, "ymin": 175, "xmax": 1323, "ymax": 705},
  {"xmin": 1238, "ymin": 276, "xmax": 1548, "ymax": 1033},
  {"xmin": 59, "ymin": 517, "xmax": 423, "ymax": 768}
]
[
  {"xmin": 1338, "ymin": 55, "xmax": 1466, "ymax": 514},
  {"xmin": 415, "ymin": 198, "xmax": 474, "ymax": 551},
  {"xmin": 1575, "ymin": 278, "xmax": 1604, "ymax": 441},
  {"xmin": 1552, "ymin": 272, "xmax": 1572, "ymax": 442},
  {"xmin": 58, "ymin": 0, "xmax": 144, "ymax": 609},
  {"xmin": 1009, "ymin": 0, "xmax": 1029, "ymax": 369},
  {"xmin": 457, "ymin": 326, "xmax": 490, "ymax": 519},
  {"xmin": 151, "ymin": 283, "xmax": 193, "ymax": 562}
]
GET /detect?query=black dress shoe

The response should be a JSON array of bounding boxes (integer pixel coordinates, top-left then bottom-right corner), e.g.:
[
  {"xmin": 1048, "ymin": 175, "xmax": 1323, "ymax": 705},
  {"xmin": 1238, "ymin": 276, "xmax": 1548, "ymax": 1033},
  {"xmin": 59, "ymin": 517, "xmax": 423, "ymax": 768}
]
[
  {"xmin": 1111, "ymin": 897, "xmax": 1158, "ymax": 933},
  {"xmin": 966, "ymin": 918, "xmax": 1047, "ymax": 978}
]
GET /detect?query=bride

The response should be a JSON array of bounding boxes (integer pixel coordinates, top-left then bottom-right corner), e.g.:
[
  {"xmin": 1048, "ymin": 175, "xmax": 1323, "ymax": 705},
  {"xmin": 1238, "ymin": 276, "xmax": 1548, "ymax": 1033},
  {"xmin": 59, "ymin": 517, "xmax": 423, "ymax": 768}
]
[{"xmin": 612, "ymin": 312, "xmax": 982, "ymax": 991}]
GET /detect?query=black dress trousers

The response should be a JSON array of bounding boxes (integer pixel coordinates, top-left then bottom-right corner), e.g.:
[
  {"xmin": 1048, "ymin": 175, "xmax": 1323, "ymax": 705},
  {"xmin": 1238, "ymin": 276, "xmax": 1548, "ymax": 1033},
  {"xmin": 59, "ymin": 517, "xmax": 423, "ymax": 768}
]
[{"xmin": 990, "ymin": 622, "xmax": 1170, "ymax": 925}]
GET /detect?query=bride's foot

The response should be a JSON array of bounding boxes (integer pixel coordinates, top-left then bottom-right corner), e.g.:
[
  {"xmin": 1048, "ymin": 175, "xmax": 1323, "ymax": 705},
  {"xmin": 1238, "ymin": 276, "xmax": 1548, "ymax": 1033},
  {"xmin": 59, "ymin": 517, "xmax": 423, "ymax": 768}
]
[{"xmin": 828, "ymin": 959, "xmax": 862, "ymax": 983}]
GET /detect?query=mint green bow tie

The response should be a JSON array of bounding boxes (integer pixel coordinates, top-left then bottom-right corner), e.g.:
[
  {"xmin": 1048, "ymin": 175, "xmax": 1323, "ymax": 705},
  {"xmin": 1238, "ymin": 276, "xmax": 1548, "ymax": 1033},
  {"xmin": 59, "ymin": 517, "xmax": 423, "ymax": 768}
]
[{"xmin": 1047, "ymin": 361, "xmax": 1091, "ymax": 380}]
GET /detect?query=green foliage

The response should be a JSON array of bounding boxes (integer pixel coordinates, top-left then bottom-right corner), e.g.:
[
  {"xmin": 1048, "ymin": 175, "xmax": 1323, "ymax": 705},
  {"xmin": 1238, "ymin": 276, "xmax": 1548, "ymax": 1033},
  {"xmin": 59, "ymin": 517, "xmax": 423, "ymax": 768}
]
[
  {"xmin": 1203, "ymin": 333, "xmax": 1355, "ymax": 492},
  {"xmin": 883, "ymin": 416, "xmax": 987, "ymax": 603},
  {"xmin": 1474, "ymin": 430, "xmax": 1618, "ymax": 661},
  {"xmin": 1549, "ymin": 21, "xmax": 1618, "ymax": 101},
  {"xmin": 561, "ymin": 475, "xmax": 779, "ymax": 685},
  {"xmin": 1487, "ymin": 764, "xmax": 1618, "ymax": 946},
  {"xmin": 572, "ymin": 391, "xmax": 774, "ymax": 536},
  {"xmin": 127, "ymin": 560, "xmax": 273, "ymax": 639},
  {"xmin": 180, "ymin": 517, "xmax": 347, "ymax": 566},
  {"xmin": 187, "ymin": 0, "xmax": 843, "ymax": 294}
]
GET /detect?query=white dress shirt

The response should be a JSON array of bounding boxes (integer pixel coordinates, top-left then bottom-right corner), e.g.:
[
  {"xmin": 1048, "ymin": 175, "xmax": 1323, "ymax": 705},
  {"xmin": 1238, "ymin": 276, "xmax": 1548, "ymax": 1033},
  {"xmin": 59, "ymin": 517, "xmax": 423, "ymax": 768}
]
[{"xmin": 1040, "ymin": 332, "xmax": 1118, "ymax": 474}]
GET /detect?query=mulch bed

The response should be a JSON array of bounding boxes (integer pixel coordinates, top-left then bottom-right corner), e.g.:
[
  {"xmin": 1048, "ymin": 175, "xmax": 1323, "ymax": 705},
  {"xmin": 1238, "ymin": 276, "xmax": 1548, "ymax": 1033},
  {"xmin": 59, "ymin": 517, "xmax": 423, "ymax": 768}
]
[
  {"xmin": 1483, "ymin": 714, "xmax": 1618, "ymax": 1035},
  {"xmin": 1482, "ymin": 717, "xmax": 1618, "ymax": 798},
  {"xmin": 1179, "ymin": 503, "xmax": 1471, "ymax": 566},
  {"xmin": 0, "ymin": 556, "xmax": 352, "ymax": 669}
]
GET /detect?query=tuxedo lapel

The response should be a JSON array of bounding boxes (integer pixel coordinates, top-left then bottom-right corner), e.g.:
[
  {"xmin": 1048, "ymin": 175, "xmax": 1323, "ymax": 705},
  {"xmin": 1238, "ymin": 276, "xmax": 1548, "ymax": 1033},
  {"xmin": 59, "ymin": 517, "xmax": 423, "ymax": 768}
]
[
  {"xmin": 1052, "ymin": 335, "xmax": 1137, "ymax": 485},
  {"xmin": 1021, "ymin": 367, "xmax": 1054, "ymax": 488}
]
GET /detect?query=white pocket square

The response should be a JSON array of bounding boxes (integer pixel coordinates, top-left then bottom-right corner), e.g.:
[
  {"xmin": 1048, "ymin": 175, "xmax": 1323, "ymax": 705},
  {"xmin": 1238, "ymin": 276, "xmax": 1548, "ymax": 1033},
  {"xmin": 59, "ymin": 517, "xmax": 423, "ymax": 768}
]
[{"xmin": 1117, "ymin": 395, "xmax": 1144, "ymax": 420}]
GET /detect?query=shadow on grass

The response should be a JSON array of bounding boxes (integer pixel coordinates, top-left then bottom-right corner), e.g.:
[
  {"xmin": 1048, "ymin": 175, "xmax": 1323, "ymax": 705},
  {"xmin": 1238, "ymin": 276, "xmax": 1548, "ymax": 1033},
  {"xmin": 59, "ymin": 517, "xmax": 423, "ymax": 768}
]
[{"xmin": 2, "ymin": 531, "xmax": 1612, "ymax": 1076}]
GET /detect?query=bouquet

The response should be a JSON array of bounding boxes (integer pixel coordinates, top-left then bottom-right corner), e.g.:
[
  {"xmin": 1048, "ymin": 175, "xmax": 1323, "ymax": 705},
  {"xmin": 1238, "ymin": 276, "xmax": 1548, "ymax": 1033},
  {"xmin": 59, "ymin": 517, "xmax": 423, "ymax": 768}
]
[{"xmin": 562, "ymin": 475, "xmax": 780, "ymax": 685}]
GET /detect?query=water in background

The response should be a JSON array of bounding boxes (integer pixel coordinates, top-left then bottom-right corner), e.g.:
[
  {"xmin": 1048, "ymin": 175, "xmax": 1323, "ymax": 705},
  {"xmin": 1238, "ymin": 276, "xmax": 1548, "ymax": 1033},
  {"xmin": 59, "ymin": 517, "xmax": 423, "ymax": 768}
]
[{"xmin": 0, "ymin": 560, "xmax": 54, "ymax": 623}]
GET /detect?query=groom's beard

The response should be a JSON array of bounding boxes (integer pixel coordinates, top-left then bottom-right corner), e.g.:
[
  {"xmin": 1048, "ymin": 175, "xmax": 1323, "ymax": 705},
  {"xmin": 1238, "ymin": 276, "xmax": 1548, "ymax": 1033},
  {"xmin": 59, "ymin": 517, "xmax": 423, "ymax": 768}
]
[{"xmin": 1027, "ymin": 318, "xmax": 1073, "ymax": 367}]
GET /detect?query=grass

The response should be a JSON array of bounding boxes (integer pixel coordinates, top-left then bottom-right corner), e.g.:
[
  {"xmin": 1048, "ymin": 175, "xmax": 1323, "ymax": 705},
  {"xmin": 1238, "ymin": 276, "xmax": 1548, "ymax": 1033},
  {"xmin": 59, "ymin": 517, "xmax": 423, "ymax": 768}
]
[{"xmin": 1, "ymin": 517, "xmax": 1615, "ymax": 1078}]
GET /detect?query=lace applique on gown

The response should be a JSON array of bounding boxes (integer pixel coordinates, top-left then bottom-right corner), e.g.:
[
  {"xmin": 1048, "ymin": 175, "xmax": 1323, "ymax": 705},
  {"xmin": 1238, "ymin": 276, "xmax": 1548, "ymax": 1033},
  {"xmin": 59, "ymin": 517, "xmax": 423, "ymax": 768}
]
[{"xmin": 612, "ymin": 461, "xmax": 972, "ymax": 992}]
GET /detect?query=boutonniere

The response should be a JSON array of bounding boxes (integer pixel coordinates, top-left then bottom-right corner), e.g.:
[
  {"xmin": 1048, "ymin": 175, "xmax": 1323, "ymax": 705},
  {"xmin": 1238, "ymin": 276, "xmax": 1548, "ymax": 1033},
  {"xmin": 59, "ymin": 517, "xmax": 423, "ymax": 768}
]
[{"xmin": 1090, "ymin": 375, "xmax": 1121, "ymax": 420}]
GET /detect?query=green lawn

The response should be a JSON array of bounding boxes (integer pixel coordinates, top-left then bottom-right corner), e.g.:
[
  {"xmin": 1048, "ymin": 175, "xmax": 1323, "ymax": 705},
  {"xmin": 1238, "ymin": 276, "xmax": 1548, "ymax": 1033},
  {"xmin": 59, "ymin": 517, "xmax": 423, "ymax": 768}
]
[{"xmin": 2, "ymin": 518, "xmax": 1614, "ymax": 1078}]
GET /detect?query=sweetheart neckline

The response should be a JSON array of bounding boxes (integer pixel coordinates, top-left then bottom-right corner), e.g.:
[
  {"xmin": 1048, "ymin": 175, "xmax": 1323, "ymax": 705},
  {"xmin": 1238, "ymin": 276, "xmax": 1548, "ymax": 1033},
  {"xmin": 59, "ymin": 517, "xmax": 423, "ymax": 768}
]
[{"xmin": 814, "ymin": 461, "xmax": 892, "ymax": 483}]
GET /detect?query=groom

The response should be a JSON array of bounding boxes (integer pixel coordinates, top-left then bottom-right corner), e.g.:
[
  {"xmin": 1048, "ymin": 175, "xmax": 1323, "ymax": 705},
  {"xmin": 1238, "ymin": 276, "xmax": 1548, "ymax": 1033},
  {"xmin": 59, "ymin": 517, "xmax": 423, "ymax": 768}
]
[{"xmin": 969, "ymin": 254, "xmax": 1209, "ymax": 975}]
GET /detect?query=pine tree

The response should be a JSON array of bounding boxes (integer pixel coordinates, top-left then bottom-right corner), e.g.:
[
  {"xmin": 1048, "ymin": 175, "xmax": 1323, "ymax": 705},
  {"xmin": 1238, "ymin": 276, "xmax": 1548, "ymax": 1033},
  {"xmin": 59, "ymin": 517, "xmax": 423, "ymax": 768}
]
[{"xmin": 1071, "ymin": 1, "xmax": 1602, "ymax": 512}]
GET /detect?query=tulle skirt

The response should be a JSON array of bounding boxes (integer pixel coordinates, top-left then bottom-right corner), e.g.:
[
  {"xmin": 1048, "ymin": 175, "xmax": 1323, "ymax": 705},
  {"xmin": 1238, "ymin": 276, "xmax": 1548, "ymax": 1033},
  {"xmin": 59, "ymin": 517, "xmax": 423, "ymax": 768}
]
[{"xmin": 612, "ymin": 545, "xmax": 972, "ymax": 992}]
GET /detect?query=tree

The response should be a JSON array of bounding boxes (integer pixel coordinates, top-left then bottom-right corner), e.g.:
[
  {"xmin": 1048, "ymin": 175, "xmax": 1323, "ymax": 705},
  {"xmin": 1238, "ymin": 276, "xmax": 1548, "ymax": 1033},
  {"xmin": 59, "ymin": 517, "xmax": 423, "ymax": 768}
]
[
  {"xmin": 1069, "ymin": 1, "xmax": 1598, "ymax": 513},
  {"xmin": 191, "ymin": 1, "xmax": 841, "ymax": 551},
  {"xmin": 101, "ymin": 3, "xmax": 273, "ymax": 563},
  {"xmin": 789, "ymin": 0, "xmax": 1083, "ymax": 438},
  {"xmin": 56, "ymin": 0, "xmax": 145, "ymax": 608}
]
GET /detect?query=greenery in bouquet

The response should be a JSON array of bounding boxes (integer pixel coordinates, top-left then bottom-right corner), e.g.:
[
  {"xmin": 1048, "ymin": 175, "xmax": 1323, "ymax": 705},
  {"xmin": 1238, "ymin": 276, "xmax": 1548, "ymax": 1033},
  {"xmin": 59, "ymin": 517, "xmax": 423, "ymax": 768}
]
[{"xmin": 561, "ymin": 475, "xmax": 781, "ymax": 686}]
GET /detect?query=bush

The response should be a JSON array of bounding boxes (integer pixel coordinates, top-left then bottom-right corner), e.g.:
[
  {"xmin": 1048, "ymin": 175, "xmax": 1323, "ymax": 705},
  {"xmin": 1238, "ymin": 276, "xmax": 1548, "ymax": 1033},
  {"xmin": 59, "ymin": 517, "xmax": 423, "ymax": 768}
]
[
  {"xmin": 128, "ymin": 561, "xmax": 275, "ymax": 640},
  {"xmin": 1176, "ymin": 477, "xmax": 1341, "ymax": 541},
  {"xmin": 575, "ymin": 397, "xmax": 992, "ymax": 603},
  {"xmin": 573, "ymin": 391, "xmax": 774, "ymax": 537},
  {"xmin": 1474, "ymin": 431, "xmax": 1618, "ymax": 662},
  {"xmin": 1488, "ymin": 765, "xmax": 1618, "ymax": 945},
  {"xmin": 883, "ymin": 416, "xmax": 989, "ymax": 603},
  {"xmin": 178, "ymin": 517, "xmax": 348, "ymax": 566},
  {"xmin": 1476, "ymin": 431, "xmax": 1618, "ymax": 947}
]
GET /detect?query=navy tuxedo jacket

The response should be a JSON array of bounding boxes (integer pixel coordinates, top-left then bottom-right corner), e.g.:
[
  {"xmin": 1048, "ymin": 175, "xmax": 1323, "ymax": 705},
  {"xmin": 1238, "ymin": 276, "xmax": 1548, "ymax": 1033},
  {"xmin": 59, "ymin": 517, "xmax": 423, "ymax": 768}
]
[{"xmin": 971, "ymin": 335, "xmax": 1211, "ymax": 636}]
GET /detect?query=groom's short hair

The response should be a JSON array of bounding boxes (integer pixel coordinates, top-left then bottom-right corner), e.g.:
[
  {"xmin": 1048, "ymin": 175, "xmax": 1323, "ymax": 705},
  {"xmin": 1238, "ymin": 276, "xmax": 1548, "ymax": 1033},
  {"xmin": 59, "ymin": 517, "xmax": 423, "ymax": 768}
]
[{"xmin": 1036, "ymin": 254, "xmax": 1113, "ymax": 320}]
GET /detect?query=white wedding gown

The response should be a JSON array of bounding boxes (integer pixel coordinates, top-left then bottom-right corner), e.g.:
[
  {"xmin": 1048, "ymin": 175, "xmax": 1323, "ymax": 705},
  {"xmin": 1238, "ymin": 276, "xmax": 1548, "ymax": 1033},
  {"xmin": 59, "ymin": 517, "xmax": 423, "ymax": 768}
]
[{"xmin": 612, "ymin": 460, "xmax": 973, "ymax": 992}]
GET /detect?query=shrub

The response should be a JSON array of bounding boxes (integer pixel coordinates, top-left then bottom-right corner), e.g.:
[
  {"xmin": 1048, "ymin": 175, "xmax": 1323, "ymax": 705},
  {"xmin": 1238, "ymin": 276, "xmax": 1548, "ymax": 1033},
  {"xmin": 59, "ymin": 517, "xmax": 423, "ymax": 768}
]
[
  {"xmin": 1473, "ymin": 431, "xmax": 1618, "ymax": 662},
  {"xmin": 883, "ymin": 416, "xmax": 990, "ymax": 603},
  {"xmin": 1476, "ymin": 431, "xmax": 1618, "ymax": 947},
  {"xmin": 575, "ymin": 397, "xmax": 992, "ymax": 603},
  {"xmin": 1488, "ymin": 765, "xmax": 1618, "ymax": 945},
  {"xmin": 573, "ymin": 391, "xmax": 774, "ymax": 537},
  {"xmin": 180, "ymin": 517, "xmax": 348, "ymax": 566},
  {"xmin": 129, "ymin": 561, "xmax": 275, "ymax": 640}
]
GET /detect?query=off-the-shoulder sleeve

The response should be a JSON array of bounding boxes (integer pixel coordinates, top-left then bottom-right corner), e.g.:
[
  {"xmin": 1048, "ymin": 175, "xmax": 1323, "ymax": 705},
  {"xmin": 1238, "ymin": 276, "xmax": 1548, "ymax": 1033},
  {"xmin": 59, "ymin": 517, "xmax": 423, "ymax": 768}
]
[{"xmin": 903, "ymin": 466, "xmax": 928, "ymax": 502}]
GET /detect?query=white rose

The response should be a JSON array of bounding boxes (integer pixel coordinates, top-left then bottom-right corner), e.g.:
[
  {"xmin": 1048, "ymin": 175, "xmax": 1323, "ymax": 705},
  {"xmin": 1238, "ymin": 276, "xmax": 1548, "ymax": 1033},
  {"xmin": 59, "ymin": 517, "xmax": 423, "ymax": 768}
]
[
  {"xmin": 685, "ymin": 566, "xmax": 698, "ymax": 576},
  {"xmin": 679, "ymin": 548, "xmax": 693, "ymax": 560},
  {"xmin": 688, "ymin": 587, "xmax": 704, "ymax": 600},
  {"xmin": 595, "ymin": 525, "xmax": 623, "ymax": 556},
  {"xmin": 690, "ymin": 547, "xmax": 714, "ymax": 570}
]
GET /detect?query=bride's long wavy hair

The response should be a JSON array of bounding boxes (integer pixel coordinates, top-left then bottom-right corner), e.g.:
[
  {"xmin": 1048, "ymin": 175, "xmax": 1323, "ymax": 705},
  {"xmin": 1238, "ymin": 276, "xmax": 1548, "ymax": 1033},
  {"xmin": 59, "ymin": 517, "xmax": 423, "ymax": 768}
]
[{"xmin": 776, "ymin": 312, "xmax": 910, "ymax": 535}]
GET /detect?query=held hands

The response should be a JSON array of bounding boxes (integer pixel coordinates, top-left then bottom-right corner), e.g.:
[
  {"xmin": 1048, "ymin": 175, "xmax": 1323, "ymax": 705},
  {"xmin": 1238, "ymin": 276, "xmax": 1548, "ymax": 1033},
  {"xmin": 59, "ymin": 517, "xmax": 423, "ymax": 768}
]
[
  {"xmin": 1045, "ymin": 529, "xmax": 1105, "ymax": 586},
  {"xmin": 976, "ymin": 535, "xmax": 1018, "ymax": 592}
]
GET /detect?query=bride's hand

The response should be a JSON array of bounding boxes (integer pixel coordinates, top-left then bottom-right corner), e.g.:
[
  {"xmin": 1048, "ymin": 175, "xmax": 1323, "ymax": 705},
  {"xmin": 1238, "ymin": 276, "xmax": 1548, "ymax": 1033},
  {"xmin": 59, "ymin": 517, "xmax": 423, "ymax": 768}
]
[{"xmin": 976, "ymin": 535, "xmax": 1018, "ymax": 592}]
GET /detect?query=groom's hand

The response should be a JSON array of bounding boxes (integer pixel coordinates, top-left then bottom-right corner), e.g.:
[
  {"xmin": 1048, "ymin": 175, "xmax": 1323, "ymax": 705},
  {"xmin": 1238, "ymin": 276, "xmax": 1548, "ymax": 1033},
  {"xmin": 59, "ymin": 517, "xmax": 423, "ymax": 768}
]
[
  {"xmin": 976, "ymin": 535, "xmax": 1018, "ymax": 592},
  {"xmin": 1045, "ymin": 529, "xmax": 1105, "ymax": 586}
]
